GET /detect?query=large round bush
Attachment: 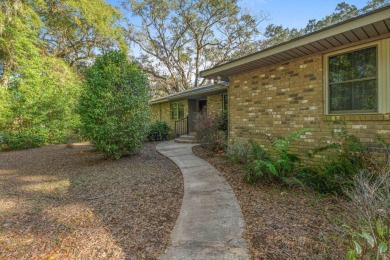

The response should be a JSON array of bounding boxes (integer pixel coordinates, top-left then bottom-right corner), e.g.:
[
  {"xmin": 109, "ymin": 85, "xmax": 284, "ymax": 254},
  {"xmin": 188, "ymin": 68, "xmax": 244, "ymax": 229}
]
[
  {"xmin": 79, "ymin": 51, "xmax": 150, "ymax": 159},
  {"xmin": 147, "ymin": 121, "xmax": 171, "ymax": 141}
]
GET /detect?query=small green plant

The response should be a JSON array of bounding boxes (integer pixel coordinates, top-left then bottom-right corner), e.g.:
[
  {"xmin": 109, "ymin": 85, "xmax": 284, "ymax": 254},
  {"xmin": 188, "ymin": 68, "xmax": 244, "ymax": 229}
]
[
  {"xmin": 269, "ymin": 128, "xmax": 311, "ymax": 184},
  {"xmin": 243, "ymin": 140, "xmax": 273, "ymax": 183},
  {"xmin": 228, "ymin": 141, "xmax": 253, "ymax": 165},
  {"xmin": 147, "ymin": 121, "xmax": 170, "ymax": 141},
  {"xmin": 344, "ymin": 171, "xmax": 390, "ymax": 259},
  {"xmin": 374, "ymin": 134, "xmax": 390, "ymax": 167},
  {"xmin": 247, "ymin": 129, "xmax": 310, "ymax": 185},
  {"xmin": 229, "ymin": 129, "xmax": 311, "ymax": 185},
  {"xmin": 228, "ymin": 140, "xmax": 270, "ymax": 182},
  {"xmin": 309, "ymin": 124, "xmax": 368, "ymax": 194}
]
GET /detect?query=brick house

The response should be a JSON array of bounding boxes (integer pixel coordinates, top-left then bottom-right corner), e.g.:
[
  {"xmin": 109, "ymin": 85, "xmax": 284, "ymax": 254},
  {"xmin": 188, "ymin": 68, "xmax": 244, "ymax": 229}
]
[
  {"xmin": 198, "ymin": 6, "xmax": 390, "ymax": 157},
  {"xmin": 151, "ymin": 6, "xmax": 390, "ymax": 156},
  {"xmin": 150, "ymin": 84, "xmax": 228, "ymax": 137}
]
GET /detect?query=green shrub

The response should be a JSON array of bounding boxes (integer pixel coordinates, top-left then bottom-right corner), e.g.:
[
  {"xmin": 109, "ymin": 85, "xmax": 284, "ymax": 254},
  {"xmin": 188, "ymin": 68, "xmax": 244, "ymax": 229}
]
[
  {"xmin": 228, "ymin": 129, "xmax": 315, "ymax": 185},
  {"xmin": 297, "ymin": 125, "xmax": 390, "ymax": 195},
  {"xmin": 228, "ymin": 124, "xmax": 390, "ymax": 196},
  {"xmin": 217, "ymin": 110, "xmax": 228, "ymax": 132},
  {"xmin": 270, "ymin": 129, "xmax": 310, "ymax": 181},
  {"xmin": 0, "ymin": 132, "xmax": 46, "ymax": 150},
  {"xmin": 228, "ymin": 141, "xmax": 253, "ymax": 164},
  {"xmin": 147, "ymin": 121, "xmax": 170, "ymax": 141},
  {"xmin": 0, "ymin": 58, "xmax": 82, "ymax": 150},
  {"xmin": 79, "ymin": 50, "xmax": 150, "ymax": 159},
  {"xmin": 296, "ymin": 158, "xmax": 358, "ymax": 195},
  {"xmin": 244, "ymin": 140, "xmax": 273, "ymax": 183},
  {"xmin": 244, "ymin": 129, "xmax": 311, "ymax": 185},
  {"xmin": 228, "ymin": 139, "xmax": 286, "ymax": 184},
  {"xmin": 308, "ymin": 125, "xmax": 368, "ymax": 194}
]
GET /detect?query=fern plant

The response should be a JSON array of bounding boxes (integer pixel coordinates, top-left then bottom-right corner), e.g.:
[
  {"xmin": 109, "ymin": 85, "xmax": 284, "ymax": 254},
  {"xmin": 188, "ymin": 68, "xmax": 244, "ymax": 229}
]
[
  {"xmin": 245, "ymin": 129, "xmax": 311, "ymax": 185},
  {"xmin": 269, "ymin": 128, "xmax": 311, "ymax": 185}
]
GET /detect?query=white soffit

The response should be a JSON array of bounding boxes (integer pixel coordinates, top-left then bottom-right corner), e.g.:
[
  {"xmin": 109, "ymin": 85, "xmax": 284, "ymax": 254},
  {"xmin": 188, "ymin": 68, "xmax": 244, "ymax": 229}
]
[{"xmin": 200, "ymin": 6, "xmax": 390, "ymax": 80}]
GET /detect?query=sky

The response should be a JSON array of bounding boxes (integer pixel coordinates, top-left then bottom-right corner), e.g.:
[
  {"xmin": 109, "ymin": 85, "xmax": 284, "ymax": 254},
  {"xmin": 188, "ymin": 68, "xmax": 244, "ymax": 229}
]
[
  {"xmin": 241, "ymin": 0, "xmax": 369, "ymax": 29},
  {"xmin": 108, "ymin": 0, "xmax": 370, "ymax": 30}
]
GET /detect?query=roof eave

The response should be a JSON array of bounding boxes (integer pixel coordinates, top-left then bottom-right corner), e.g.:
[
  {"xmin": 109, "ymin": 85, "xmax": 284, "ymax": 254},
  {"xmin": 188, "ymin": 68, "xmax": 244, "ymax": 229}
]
[
  {"xmin": 150, "ymin": 85, "xmax": 228, "ymax": 104},
  {"xmin": 200, "ymin": 6, "xmax": 390, "ymax": 80}
]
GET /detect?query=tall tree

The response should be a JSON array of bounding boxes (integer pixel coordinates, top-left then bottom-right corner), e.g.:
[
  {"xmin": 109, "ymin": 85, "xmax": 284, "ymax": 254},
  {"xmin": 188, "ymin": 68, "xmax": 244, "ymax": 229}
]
[
  {"xmin": 0, "ymin": 0, "xmax": 126, "ymax": 85},
  {"xmin": 125, "ymin": 0, "xmax": 265, "ymax": 96},
  {"xmin": 362, "ymin": 0, "xmax": 390, "ymax": 12},
  {"xmin": 0, "ymin": 0, "xmax": 125, "ymax": 149},
  {"xmin": 37, "ymin": 0, "xmax": 127, "ymax": 67}
]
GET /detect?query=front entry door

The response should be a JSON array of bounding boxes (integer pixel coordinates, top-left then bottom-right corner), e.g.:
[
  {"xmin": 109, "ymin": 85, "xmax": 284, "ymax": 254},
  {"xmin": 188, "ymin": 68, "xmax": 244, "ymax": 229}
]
[
  {"xmin": 198, "ymin": 100, "xmax": 207, "ymax": 113},
  {"xmin": 188, "ymin": 99, "xmax": 197, "ymax": 132}
]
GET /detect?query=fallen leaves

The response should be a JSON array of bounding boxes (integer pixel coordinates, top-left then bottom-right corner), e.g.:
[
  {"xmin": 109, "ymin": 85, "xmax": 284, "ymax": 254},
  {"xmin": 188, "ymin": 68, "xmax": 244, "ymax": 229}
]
[
  {"xmin": 0, "ymin": 142, "xmax": 183, "ymax": 259},
  {"xmin": 193, "ymin": 145, "xmax": 350, "ymax": 259}
]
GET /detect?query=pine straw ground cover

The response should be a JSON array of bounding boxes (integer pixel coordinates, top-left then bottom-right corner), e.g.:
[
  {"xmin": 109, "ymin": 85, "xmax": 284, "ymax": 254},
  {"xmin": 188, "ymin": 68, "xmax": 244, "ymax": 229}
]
[
  {"xmin": 0, "ymin": 142, "xmax": 183, "ymax": 259},
  {"xmin": 193, "ymin": 146, "xmax": 351, "ymax": 260}
]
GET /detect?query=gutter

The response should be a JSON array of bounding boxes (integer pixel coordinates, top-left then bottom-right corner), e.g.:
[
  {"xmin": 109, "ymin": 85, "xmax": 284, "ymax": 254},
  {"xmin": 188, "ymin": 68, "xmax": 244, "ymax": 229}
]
[
  {"xmin": 200, "ymin": 5, "xmax": 390, "ymax": 79},
  {"xmin": 150, "ymin": 84, "xmax": 228, "ymax": 105}
]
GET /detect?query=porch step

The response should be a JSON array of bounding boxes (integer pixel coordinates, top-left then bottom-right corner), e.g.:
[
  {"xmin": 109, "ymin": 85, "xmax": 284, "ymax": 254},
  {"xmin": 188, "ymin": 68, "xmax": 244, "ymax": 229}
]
[
  {"xmin": 188, "ymin": 132, "xmax": 197, "ymax": 137},
  {"xmin": 177, "ymin": 134, "xmax": 197, "ymax": 140},
  {"xmin": 174, "ymin": 134, "xmax": 199, "ymax": 144}
]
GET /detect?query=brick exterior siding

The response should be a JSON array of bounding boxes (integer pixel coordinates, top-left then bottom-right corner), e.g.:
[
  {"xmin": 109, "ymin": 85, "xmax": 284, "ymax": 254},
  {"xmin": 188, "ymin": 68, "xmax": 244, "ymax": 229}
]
[
  {"xmin": 150, "ymin": 100, "xmax": 189, "ymax": 132},
  {"xmin": 150, "ymin": 96, "xmax": 225, "ymax": 137},
  {"xmin": 228, "ymin": 54, "xmax": 390, "ymax": 160},
  {"xmin": 207, "ymin": 94, "xmax": 224, "ymax": 117}
]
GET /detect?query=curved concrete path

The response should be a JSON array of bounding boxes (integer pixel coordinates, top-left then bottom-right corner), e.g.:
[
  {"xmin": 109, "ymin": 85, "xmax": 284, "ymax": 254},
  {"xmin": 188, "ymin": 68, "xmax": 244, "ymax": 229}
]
[{"xmin": 156, "ymin": 141, "xmax": 249, "ymax": 260}]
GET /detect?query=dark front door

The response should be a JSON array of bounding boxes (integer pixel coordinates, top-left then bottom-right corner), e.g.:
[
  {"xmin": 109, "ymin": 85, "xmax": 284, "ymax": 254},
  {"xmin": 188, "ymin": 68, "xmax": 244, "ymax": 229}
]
[
  {"xmin": 198, "ymin": 100, "xmax": 207, "ymax": 113},
  {"xmin": 188, "ymin": 99, "xmax": 197, "ymax": 132}
]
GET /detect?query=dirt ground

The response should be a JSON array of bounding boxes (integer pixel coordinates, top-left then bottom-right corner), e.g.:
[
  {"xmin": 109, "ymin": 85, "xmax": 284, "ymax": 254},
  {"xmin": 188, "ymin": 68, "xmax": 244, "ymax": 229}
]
[
  {"xmin": 193, "ymin": 145, "xmax": 350, "ymax": 260},
  {"xmin": 0, "ymin": 142, "xmax": 183, "ymax": 259}
]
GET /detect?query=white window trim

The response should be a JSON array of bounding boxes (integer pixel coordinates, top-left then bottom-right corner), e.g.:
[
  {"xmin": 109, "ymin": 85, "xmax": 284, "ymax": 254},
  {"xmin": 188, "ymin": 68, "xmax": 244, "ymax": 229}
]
[{"xmin": 323, "ymin": 38, "xmax": 390, "ymax": 115}]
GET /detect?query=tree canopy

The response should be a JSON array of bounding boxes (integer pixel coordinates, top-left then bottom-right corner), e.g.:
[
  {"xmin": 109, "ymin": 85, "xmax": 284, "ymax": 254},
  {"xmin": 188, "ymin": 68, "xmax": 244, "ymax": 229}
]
[
  {"xmin": 0, "ymin": 0, "xmax": 126, "ymax": 149},
  {"xmin": 0, "ymin": 0, "xmax": 126, "ymax": 84},
  {"xmin": 124, "ymin": 0, "xmax": 265, "ymax": 96}
]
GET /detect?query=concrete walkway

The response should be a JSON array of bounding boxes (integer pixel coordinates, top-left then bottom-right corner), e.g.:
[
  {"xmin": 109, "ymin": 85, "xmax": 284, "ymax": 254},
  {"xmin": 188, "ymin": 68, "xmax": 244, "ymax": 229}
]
[{"xmin": 156, "ymin": 141, "xmax": 249, "ymax": 260}]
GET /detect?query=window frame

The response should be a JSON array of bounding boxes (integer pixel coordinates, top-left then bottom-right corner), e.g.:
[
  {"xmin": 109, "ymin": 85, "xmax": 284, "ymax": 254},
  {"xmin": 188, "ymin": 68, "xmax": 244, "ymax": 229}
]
[
  {"xmin": 222, "ymin": 93, "xmax": 228, "ymax": 111},
  {"xmin": 323, "ymin": 39, "xmax": 390, "ymax": 115},
  {"xmin": 170, "ymin": 101, "xmax": 185, "ymax": 120}
]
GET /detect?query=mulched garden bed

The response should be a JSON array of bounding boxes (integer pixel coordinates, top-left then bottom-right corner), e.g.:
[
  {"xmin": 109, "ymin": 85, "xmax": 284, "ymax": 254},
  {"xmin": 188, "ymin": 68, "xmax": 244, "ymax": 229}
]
[
  {"xmin": 193, "ymin": 145, "xmax": 350, "ymax": 259},
  {"xmin": 0, "ymin": 142, "xmax": 183, "ymax": 259}
]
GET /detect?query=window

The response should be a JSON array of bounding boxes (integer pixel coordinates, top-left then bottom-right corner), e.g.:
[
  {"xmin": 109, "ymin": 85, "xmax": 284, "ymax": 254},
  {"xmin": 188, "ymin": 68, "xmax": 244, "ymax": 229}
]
[
  {"xmin": 222, "ymin": 94, "xmax": 228, "ymax": 111},
  {"xmin": 324, "ymin": 39, "xmax": 390, "ymax": 115},
  {"xmin": 170, "ymin": 102, "xmax": 185, "ymax": 120},
  {"xmin": 328, "ymin": 46, "xmax": 377, "ymax": 113}
]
